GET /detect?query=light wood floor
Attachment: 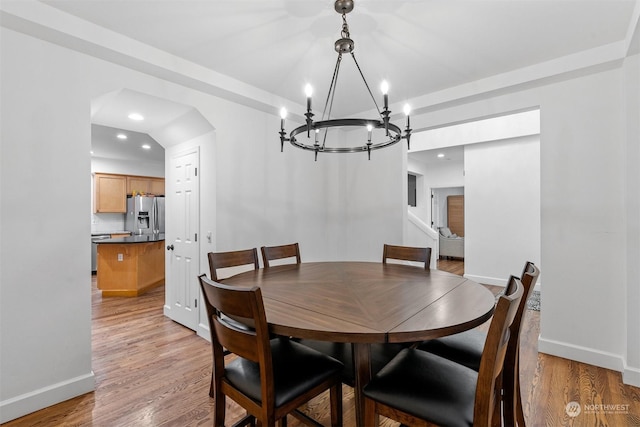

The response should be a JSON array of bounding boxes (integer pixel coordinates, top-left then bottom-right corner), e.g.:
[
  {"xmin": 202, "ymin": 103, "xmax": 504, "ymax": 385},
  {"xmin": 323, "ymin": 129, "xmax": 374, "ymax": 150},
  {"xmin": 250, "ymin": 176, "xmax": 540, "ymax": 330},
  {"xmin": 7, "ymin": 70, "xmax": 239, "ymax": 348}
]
[{"xmin": 3, "ymin": 260, "xmax": 639, "ymax": 426}]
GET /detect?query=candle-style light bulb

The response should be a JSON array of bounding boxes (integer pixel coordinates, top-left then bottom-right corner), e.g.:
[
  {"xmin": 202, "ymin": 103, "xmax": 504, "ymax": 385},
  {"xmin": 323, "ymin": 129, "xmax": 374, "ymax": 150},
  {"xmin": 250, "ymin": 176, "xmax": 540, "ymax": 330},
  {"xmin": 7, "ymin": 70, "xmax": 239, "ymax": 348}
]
[
  {"xmin": 315, "ymin": 128, "xmax": 319, "ymax": 144},
  {"xmin": 367, "ymin": 123, "xmax": 373, "ymax": 143},
  {"xmin": 280, "ymin": 107, "xmax": 287, "ymax": 129},
  {"xmin": 305, "ymin": 84, "xmax": 313, "ymax": 111},
  {"xmin": 403, "ymin": 104, "xmax": 411, "ymax": 128},
  {"xmin": 380, "ymin": 80, "xmax": 389, "ymax": 111},
  {"xmin": 380, "ymin": 81, "xmax": 389, "ymax": 95}
]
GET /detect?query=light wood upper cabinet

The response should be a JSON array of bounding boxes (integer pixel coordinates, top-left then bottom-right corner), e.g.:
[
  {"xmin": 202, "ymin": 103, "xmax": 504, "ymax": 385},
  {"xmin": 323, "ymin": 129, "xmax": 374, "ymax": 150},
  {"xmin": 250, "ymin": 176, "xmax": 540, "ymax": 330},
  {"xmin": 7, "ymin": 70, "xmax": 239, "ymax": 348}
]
[
  {"xmin": 127, "ymin": 176, "xmax": 165, "ymax": 196},
  {"xmin": 149, "ymin": 178, "xmax": 165, "ymax": 196},
  {"xmin": 94, "ymin": 174, "xmax": 127, "ymax": 213},
  {"xmin": 94, "ymin": 173, "xmax": 165, "ymax": 213}
]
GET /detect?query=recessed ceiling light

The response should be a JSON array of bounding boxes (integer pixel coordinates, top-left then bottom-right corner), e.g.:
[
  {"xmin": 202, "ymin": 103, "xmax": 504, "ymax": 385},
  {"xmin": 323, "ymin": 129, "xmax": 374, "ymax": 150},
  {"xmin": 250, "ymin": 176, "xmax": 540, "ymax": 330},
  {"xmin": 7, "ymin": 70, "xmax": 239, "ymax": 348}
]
[
  {"xmin": 437, "ymin": 153, "xmax": 445, "ymax": 158},
  {"xmin": 128, "ymin": 113, "xmax": 144, "ymax": 121},
  {"xmin": 116, "ymin": 133, "xmax": 127, "ymax": 140},
  {"xmin": 141, "ymin": 144, "xmax": 151, "ymax": 150}
]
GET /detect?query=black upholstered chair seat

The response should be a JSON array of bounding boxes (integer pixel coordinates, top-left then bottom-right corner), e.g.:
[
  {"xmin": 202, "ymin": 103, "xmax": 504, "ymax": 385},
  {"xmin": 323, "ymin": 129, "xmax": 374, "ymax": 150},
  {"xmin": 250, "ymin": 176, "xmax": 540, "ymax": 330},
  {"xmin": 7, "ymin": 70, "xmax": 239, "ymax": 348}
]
[
  {"xmin": 226, "ymin": 337, "xmax": 344, "ymax": 407},
  {"xmin": 297, "ymin": 339, "xmax": 408, "ymax": 386},
  {"xmin": 363, "ymin": 348, "xmax": 478, "ymax": 427},
  {"xmin": 417, "ymin": 328, "xmax": 485, "ymax": 371}
]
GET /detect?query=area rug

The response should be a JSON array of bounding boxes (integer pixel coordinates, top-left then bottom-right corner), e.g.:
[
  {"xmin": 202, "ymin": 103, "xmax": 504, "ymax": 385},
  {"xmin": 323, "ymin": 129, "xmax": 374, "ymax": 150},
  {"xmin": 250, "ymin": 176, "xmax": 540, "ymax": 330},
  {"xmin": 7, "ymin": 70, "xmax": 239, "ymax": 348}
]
[{"xmin": 527, "ymin": 290, "xmax": 540, "ymax": 311}]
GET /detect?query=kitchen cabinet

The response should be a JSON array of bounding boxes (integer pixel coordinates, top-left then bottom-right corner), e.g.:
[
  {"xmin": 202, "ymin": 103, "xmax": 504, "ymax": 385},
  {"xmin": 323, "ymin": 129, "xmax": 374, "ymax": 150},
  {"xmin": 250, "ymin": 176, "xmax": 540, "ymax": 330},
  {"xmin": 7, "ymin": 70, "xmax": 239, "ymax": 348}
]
[
  {"xmin": 94, "ymin": 174, "xmax": 127, "ymax": 213},
  {"xmin": 127, "ymin": 176, "xmax": 165, "ymax": 196},
  {"xmin": 94, "ymin": 173, "xmax": 165, "ymax": 213}
]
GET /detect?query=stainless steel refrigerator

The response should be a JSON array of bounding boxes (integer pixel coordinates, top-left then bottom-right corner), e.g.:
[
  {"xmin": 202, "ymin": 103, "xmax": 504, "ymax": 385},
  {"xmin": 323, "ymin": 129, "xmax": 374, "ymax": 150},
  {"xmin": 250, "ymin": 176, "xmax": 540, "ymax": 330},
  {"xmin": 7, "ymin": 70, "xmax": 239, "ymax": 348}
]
[{"xmin": 125, "ymin": 195, "xmax": 165, "ymax": 235}]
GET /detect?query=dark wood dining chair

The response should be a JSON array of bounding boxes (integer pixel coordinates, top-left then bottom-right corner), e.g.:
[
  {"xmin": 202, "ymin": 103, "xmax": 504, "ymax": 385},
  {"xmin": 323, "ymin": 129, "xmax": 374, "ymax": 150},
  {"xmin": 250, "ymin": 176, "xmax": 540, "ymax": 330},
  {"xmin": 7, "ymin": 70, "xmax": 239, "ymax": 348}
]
[
  {"xmin": 260, "ymin": 243, "xmax": 301, "ymax": 268},
  {"xmin": 416, "ymin": 261, "xmax": 540, "ymax": 426},
  {"xmin": 207, "ymin": 248, "xmax": 259, "ymax": 281},
  {"xmin": 198, "ymin": 274, "xmax": 343, "ymax": 427},
  {"xmin": 382, "ymin": 244, "xmax": 432, "ymax": 270},
  {"xmin": 363, "ymin": 276, "xmax": 524, "ymax": 427}
]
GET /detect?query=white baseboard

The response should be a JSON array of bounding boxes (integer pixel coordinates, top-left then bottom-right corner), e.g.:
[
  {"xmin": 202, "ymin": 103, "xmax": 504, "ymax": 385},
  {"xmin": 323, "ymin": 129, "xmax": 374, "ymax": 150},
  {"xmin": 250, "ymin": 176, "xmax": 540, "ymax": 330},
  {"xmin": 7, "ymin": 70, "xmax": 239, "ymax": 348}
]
[
  {"xmin": 0, "ymin": 372, "xmax": 95, "ymax": 423},
  {"xmin": 623, "ymin": 364, "xmax": 640, "ymax": 388},
  {"xmin": 538, "ymin": 336, "xmax": 639, "ymax": 386},
  {"xmin": 197, "ymin": 322, "xmax": 210, "ymax": 342},
  {"xmin": 464, "ymin": 274, "xmax": 506, "ymax": 287}
]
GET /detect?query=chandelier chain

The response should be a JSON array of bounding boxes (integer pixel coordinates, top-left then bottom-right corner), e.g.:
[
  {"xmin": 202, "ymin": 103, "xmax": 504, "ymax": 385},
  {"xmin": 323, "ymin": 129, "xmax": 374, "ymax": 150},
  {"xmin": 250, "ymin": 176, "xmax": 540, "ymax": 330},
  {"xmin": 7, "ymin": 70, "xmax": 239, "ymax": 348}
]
[{"xmin": 341, "ymin": 13, "xmax": 350, "ymax": 39}]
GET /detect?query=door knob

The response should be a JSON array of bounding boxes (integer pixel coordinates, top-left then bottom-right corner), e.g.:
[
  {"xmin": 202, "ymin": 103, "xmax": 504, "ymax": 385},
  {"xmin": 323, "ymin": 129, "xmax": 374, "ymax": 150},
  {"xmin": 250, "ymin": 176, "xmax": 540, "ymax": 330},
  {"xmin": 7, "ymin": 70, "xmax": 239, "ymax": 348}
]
[{"xmin": 167, "ymin": 244, "xmax": 174, "ymax": 251}]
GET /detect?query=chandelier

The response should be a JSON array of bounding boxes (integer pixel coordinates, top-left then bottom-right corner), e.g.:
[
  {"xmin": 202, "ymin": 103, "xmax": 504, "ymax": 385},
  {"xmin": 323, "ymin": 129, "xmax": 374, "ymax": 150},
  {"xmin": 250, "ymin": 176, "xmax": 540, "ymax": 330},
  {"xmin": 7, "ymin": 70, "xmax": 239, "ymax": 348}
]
[{"xmin": 278, "ymin": 0, "xmax": 411, "ymax": 161}]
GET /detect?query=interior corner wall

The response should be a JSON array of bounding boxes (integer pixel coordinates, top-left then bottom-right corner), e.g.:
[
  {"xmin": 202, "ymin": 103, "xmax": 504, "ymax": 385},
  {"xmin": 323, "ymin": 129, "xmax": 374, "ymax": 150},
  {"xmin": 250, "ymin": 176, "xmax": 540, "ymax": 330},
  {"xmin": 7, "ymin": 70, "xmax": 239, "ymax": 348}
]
[
  {"xmin": 407, "ymin": 65, "xmax": 630, "ymax": 383},
  {"xmin": 463, "ymin": 136, "xmax": 541, "ymax": 286}
]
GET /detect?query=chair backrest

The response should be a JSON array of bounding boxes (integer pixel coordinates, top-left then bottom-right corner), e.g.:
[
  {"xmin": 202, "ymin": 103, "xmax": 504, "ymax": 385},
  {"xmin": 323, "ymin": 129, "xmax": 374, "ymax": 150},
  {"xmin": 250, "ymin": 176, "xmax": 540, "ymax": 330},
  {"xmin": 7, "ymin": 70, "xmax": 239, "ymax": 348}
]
[
  {"xmin": 474, "ymin": 275, "xmax": 524, "ymax": 426},
  {"xmin": 382, "ymin": 244, "xmax": 432, "ymax": 270},
  {"xmin": 260, "ymin": 243, "xmax": 301, "ymax": 268},
  {"xmin": 511, "ymin": 261, "xmax": 540, "ymax": 343},
  {"xmin": 207, "ymin": 248, "xmax": 260, "ymax": 281},
  {"xmin": 501, "ymin": 261, "xmax": 540, "ymax": 425},
  {"xmin": 198, "ymin": 274, "xmax": 275, "ymax": 400}
]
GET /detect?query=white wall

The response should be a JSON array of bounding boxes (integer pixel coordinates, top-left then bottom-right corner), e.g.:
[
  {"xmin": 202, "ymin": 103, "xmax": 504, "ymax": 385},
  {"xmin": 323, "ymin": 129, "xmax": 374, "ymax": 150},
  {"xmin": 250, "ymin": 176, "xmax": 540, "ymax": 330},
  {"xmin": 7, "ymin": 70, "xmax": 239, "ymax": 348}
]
[
  {"xmin": 624, "ymin": 51, "xmax": 640, "ymax": 387},
  {"xmin": 1, "ymin": 28, "xmax": 94, "ymax": 421},
  {"xmin": 464, "ymin": 136, "xmax": 541, "ymax": 285},
  {"xmin": 91, "ymin": 157, "xmax": 165, "ymax": 177}
]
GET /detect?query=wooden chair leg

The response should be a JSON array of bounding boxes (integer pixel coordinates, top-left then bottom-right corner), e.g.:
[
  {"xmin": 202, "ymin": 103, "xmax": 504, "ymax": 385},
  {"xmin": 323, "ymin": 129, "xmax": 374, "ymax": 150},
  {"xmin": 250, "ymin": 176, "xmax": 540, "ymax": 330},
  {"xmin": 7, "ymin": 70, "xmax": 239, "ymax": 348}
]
[
  {"xmin": 330, "ymin": 383, "xmax": 343, "ymax": 427},
  {"xmin": 214, "ymin": 394, "xmax": 226, "ymax": 427},
  {"xmin": 364, "ymin": 398, "xmax": 379, "ymax": 427}
]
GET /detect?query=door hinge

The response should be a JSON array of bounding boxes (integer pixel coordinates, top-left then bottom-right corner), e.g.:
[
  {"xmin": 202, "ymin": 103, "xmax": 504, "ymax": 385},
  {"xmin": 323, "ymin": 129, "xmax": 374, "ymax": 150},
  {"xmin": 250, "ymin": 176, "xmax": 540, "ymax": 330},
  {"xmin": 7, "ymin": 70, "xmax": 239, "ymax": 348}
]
[
  {"xmin": 195, "ymin": 167, "xmax": 198, "ymax": 176},
  {"xmin": 195, "ymin": 233, "xmax": 198, "ymax": 242},
  {"xmin": 195, "ymin": 299, "xmax": 197, "ymax": 308}
]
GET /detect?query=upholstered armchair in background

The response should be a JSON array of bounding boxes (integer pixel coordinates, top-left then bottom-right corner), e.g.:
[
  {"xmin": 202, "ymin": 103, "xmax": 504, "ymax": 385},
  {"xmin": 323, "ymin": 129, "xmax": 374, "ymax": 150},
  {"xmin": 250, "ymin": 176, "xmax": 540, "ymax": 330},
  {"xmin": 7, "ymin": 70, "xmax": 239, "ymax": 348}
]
[{"xmin": 438, "ymin": 227, "xmax": 464, "ymax": 259}]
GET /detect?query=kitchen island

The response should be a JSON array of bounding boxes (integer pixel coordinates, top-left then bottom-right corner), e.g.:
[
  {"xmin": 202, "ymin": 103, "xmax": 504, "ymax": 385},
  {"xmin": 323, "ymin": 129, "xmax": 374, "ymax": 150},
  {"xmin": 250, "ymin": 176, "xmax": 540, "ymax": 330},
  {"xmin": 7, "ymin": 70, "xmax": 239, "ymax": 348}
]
[{"xmin": 96, "ymin": 233, "xmax": 165, "ymax": 297}]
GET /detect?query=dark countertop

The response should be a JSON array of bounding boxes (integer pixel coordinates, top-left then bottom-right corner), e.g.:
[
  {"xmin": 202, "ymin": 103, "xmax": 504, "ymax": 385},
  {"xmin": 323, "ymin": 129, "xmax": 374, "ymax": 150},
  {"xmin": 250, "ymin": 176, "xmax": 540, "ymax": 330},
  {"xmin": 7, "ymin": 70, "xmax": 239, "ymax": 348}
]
[
  {"xmin": 96, "ymin": 233, "xmax": 165, "ymax": 244},
  {"xmin": 91, "ymin": 230, "xmax": 131, "ymax": 236}
]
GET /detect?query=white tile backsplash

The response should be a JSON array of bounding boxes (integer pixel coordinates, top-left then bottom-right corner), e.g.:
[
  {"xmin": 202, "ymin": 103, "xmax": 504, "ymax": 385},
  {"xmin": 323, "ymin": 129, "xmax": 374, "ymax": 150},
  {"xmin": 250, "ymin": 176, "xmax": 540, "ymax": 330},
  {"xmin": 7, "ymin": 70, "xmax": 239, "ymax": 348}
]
[{"xmin": 91, "ymin": 213, "xmax": 126, "ymax": 233}]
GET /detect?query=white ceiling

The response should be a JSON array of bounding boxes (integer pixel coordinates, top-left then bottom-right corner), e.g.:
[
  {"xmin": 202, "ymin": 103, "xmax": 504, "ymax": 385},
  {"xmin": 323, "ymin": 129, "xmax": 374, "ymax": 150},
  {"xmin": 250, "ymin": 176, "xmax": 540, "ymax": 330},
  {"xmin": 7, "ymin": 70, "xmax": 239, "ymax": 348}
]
[
  {"xmin": 410, "ymin": 145, "xmax": 464, "ymax": 165},
  {"xmin": 91, "ymin": 124, "xmax": 165, "ymax": 162},
  {"xmin": 30, "ymin": 0, "xmax": 637, "ymax": 161},
  {"xmin": 42, "ymin": 0, "xmax": 637, "ymax": 117}
]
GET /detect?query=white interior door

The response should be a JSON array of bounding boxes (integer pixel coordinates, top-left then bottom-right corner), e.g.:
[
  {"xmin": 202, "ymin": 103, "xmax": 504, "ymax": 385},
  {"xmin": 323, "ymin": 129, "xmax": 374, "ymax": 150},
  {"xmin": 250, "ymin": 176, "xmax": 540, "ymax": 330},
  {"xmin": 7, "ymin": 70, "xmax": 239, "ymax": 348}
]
[{"xmin": 164, "ymin": 147, "xmax": 200, "ymax": 330}]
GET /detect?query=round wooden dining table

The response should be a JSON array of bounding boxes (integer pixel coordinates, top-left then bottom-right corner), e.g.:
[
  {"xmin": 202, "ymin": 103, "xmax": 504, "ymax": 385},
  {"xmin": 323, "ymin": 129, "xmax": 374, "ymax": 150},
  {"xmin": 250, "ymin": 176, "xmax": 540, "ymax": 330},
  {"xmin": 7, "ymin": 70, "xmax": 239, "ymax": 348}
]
[{"xmin": 222, "ymin": 261, "xmax": 496, "ymax": 427}]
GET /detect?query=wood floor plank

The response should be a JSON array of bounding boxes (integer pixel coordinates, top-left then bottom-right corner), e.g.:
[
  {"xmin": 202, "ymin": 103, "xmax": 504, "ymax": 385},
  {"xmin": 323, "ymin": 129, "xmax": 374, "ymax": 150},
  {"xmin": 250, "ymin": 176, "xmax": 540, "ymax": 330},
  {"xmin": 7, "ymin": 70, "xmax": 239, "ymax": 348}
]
[{"xmin": 2, "ymin": 263, "xmax": 639, "ymax": 426}]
